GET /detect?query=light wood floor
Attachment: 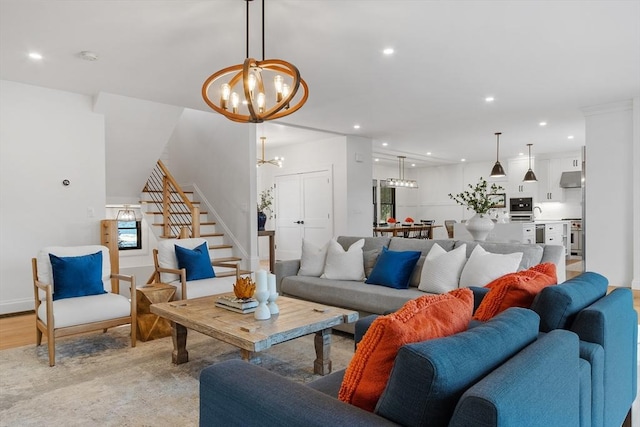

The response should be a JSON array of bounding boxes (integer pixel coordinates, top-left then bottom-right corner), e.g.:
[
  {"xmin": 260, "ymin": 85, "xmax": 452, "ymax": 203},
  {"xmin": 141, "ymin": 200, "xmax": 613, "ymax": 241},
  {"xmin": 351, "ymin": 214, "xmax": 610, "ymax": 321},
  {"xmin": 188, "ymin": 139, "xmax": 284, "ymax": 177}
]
[{"xmin": 2, "ymin": 275, "xmax": 639, "ymax": 351}]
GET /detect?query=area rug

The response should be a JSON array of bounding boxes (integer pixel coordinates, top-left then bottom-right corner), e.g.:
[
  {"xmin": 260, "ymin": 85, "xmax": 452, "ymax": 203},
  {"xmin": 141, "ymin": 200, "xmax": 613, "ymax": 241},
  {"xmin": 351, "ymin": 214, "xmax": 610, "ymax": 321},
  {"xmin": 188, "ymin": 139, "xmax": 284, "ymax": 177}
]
[{"xmin": 0, "ymin": 326, "xmax": 355, "ymax": 426}]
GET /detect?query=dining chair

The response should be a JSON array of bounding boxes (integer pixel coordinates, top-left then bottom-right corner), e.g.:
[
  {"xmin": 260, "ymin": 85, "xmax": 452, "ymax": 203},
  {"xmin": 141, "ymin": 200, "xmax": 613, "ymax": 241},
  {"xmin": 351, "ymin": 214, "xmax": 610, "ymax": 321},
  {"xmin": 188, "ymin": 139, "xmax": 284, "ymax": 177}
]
[{"xmin": 444, "ymin": 220, "xmax": 457, "ymax": 238}]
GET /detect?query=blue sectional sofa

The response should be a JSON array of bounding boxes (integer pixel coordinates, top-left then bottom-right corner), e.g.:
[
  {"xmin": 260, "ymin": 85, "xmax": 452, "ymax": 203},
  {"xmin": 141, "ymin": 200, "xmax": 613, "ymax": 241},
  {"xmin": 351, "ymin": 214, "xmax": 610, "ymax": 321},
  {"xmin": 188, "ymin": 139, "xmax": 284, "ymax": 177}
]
[{"xmin": 199, "ymin": 272, "xmax": 637, "ymax": 427}]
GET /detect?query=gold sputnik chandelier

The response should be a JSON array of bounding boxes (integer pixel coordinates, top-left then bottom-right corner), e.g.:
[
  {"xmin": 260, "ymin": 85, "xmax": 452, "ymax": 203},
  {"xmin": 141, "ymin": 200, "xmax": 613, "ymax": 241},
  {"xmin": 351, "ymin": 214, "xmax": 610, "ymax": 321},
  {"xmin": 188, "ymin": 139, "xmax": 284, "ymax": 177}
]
[
  {"xmin": 257, "ymin": 136, "xmax": 283, "ymax": 167},
  {"xmin": 202, "ymin": 0, "xmax": 308, "ymax": 123}
]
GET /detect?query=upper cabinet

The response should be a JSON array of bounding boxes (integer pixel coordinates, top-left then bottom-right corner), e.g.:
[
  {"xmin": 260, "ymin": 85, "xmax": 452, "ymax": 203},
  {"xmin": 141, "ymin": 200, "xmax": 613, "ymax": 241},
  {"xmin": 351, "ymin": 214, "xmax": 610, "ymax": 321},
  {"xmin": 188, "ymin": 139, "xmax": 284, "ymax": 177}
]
[
  {"xmin": 506, "ymin": 157, "xmax": 537, "ymax": 197},
  {"xmin": 537, "ymin": 152, "xmax": 581, "ymax": 202}
]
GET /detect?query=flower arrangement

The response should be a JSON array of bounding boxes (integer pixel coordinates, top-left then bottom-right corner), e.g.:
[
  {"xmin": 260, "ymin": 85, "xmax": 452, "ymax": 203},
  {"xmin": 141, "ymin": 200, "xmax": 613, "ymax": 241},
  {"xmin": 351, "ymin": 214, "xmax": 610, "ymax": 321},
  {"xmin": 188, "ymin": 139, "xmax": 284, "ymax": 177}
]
[
  {"xmin": 404, "ymin": 217, "xmax": 414, "ymax": 223},
  {"xmin": 448, "ymin": 177, "xmax": 505, "ymax": 215},
  {"xmin": 386, "ymin": 217, "xmax": 397, "ymax": 224},
  {"xmin": 258, "ymin": 186, "xmax": 274, "ymax": 219}
]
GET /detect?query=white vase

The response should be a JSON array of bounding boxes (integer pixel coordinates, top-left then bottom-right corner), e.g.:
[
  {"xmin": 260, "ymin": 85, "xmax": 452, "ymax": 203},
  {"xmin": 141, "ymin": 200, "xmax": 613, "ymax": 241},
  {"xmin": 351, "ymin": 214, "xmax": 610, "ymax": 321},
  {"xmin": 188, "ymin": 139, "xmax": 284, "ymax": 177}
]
[{"xmin": 466, "ymin": 213, "xmax": 495, "ymax": 241}]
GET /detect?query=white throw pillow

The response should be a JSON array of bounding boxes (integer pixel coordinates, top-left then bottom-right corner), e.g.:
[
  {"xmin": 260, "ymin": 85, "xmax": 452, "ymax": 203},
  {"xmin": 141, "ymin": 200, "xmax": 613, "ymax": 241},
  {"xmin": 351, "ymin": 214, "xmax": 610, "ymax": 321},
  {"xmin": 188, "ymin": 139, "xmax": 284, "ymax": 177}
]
[
  {"xmin": 418, "ymin": 244, "xmax": 467, "ymax": 294},
  {"xmin": 459, "ymin": 245, "xmax": 523, "ymax": 287},
  {"xmin": 298, "ymin": 239, "xmax": 329, "ymax": 277},
  {"xmin": 321, "ymin": 238, "xmax": 366, "ymax": 281}
]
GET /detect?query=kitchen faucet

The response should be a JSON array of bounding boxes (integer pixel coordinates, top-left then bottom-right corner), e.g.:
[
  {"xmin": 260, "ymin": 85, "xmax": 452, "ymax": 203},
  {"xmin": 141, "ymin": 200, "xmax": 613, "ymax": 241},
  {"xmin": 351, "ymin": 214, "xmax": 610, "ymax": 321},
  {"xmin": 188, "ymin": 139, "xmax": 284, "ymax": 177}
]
[{"xmin": 533, "ymin": 206, "xmax": 542, "ymax": 218}]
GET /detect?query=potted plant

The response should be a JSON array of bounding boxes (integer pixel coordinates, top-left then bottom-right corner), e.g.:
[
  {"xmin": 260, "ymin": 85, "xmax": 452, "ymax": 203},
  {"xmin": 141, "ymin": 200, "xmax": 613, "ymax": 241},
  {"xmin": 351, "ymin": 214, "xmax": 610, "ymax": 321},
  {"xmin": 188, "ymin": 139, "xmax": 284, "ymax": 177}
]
[
  {"xmin": 448, "ymin": 177, "xmax": 504, "ymax": 240},
  {"xmin": 258, "ymin": 186, "xmax": 274, "ymax": 231}
]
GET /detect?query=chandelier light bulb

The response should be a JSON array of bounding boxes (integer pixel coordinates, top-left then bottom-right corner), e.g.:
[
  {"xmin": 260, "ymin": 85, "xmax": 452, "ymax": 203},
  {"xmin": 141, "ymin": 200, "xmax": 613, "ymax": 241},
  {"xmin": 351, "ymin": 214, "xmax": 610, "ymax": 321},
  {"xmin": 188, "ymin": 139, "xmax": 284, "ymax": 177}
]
[
  {"xmin": 220, "ymin": 84, "xmax": 231, "ymax": 109},
  {"xmin": 231, "ymin": 92, "xmax": 240, "ymax": 113}
]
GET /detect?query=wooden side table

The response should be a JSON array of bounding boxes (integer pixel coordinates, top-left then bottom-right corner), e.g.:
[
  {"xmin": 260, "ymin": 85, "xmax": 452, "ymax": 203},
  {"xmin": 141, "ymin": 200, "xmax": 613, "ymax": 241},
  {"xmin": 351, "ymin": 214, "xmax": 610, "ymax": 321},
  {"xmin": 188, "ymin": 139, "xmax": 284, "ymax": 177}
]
[
  {"xmin": 258, "ymin": 229, "xmax": 275, "ymax": 273},
  {"xmin": 136, "ymin": 283, "xmax": 176, "ymax": 342}
]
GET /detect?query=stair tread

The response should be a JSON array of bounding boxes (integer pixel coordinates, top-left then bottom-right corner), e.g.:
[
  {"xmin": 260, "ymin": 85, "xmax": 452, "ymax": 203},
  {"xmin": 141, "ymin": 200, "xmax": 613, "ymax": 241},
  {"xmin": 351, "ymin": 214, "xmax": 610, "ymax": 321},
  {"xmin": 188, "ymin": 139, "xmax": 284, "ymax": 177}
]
[
  {"xmin": 142, "ymin": 190, "xmax": 193, "ymax": 194},
  {"xmin": 212, "ymin": 257, "xmax": 242, "ymax": 263},
  {"xmin": 216, "ymin": 269, "xmax": 252, "ymax": 278},
  {"xmin": 146, "ymin": 211, "xmax": 208, "ymax": 215},
  {"xmin": 209, "ymin": 244, "xmax": 233, "ymax": 250},
  {"xmin": 139, "ymin": 200, "xmax": 200, "ymax": 204},
  {"xmin": 152, "ymin": 221, "xmax": 216, "ymax": 226}
]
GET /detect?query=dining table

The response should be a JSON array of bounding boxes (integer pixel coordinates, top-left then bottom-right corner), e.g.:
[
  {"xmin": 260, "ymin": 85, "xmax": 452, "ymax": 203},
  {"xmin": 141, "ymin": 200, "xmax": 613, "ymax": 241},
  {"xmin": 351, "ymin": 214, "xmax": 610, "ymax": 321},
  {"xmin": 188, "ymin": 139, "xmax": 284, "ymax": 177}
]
[{"xmin": 373, "ymin": 224, "xmax": 442, "ymax": 239}]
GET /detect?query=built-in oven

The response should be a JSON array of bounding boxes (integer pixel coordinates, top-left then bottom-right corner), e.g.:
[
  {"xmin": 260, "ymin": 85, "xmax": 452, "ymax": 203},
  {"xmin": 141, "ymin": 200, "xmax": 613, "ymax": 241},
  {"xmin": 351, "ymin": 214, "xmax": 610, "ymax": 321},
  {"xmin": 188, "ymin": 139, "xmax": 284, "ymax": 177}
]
[{"xmin": 509, "ymin": 197, "xmax": 534, "ymax": 222}]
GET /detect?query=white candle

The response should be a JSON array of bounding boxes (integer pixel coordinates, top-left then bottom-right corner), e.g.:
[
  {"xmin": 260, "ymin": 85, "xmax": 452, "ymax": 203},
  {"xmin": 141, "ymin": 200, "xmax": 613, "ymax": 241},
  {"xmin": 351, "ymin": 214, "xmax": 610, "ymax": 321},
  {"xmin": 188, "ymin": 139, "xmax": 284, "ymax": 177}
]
[
  {"xmin": 268, "ymin": 273, "xmax": 276, "ymax": 295},
  {"xmin": 256, "ymin": 270, "xmax": 268, "ymax": 292}
]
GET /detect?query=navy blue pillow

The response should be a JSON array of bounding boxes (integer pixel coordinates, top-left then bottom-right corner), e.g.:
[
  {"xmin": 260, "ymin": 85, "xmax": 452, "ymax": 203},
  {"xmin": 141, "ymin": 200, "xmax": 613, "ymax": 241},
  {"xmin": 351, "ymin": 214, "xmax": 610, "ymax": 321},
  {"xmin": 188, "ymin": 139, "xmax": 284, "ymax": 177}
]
[
  {"xmin": 174, "ymin": 242, "xmax": 215, "ymax": 281},
  {"xmin": 365, "ymin": 247, "xmax": 421, "ymax": 289},
  {"xmin": 49, "ymin": 251, "xmax": 106, "ymax": 301}
]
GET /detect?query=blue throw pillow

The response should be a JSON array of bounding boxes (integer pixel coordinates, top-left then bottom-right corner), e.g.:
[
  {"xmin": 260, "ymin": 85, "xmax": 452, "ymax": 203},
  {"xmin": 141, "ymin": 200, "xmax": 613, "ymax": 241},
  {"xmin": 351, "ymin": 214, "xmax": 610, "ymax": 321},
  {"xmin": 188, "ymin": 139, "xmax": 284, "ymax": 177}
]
[
  {"xmin": 365, "ymin": 247, "xmax": 421, "ymax": 289},
  {"xmin": 49, "ymin": 251, "xmax": 106, "ymax": 301},
  {"xmin": 174, "ymin": 242, "xmax": 215, "ymax": 281}
]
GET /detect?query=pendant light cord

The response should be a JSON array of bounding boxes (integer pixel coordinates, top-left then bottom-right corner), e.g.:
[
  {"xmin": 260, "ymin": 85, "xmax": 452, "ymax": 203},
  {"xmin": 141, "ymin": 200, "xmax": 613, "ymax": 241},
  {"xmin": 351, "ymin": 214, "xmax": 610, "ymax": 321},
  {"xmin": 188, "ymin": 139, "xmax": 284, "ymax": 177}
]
[
  {"xmin": 244, "ymin": 0, "xmax": 265, "ymax": 60},
  {"xmin": 245, "ymin": 0, "xmax": 250, "ymax": 59}
]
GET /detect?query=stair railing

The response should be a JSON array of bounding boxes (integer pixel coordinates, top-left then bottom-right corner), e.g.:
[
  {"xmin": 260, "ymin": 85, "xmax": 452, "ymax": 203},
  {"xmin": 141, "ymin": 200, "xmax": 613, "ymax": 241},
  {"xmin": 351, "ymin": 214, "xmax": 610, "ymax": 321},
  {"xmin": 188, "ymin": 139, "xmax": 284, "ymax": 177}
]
[{"xmin": 144, "ymin": 160, "xmax": 200, "ymax": 238}]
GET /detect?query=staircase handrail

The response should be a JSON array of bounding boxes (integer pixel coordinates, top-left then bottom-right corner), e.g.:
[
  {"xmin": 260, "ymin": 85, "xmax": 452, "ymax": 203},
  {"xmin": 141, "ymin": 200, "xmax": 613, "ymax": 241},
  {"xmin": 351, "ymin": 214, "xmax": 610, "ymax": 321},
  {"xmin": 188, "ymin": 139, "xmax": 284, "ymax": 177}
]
[{"xmin": 145, "ymin": 160, "xmax": 200, "ymax": 238}]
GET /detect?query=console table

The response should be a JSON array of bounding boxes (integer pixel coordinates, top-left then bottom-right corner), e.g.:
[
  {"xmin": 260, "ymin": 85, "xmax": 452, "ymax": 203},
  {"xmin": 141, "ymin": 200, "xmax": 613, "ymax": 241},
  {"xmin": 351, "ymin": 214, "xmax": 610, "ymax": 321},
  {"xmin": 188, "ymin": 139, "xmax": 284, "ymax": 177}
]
[{"xmin": 258, "ymin": 229, "xmax": 275, "ymax": 272}]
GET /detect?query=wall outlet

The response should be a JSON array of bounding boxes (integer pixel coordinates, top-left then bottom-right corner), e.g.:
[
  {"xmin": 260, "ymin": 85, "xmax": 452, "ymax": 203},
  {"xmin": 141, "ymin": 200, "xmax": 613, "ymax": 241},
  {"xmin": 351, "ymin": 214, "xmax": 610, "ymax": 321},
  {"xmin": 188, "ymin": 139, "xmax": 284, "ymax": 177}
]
[{"xmin": 87, "ymin": 207, "xmax": 95, "ymax": 218}]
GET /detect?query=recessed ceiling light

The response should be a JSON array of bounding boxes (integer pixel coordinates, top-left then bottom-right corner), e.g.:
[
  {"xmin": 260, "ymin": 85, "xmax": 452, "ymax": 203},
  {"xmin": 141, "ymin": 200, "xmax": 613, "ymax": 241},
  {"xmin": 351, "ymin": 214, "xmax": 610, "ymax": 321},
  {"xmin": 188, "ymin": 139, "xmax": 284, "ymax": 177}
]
[
  {"xmin": 461, "ymin": 158, "xmax": 466, "ymax": 162},
  {"xmin": 485, "ymin": 96, "xmax": 495, "ymax": 102},
  {"xmin": 411, "ymin": 163, "xmax": 416, "ymax": 167},
  {"xmin": 28, "ymin": 52, "xmax": 43, "ymax": 60},
  {"xmin": 353, "ymin": 124, "xmax": 360, "ymax": 129},
  {"xmin": 568, "ymin": 135, "xmax": 574, "ymax": 139},
  {"xmin": 383, "ymin": 48, "xmax": 394, "ymax": 55},
  {"xmin": 426, "ymin": 152, "xmax": 432, "ymax": 156},
  {"xmin": 519, "ymin": 152, "xmax": 524, "ymax": 156},
  {"xmin": 539, "ymin": 121, "xmax": 547, "ymax": 126},
  {"xmin": 374, "ymin": 158, "xmax": 379, "ymax": 162},
  {"xmin": 382, "ymin": 142, "xmax": 388, "ymax": 147}
]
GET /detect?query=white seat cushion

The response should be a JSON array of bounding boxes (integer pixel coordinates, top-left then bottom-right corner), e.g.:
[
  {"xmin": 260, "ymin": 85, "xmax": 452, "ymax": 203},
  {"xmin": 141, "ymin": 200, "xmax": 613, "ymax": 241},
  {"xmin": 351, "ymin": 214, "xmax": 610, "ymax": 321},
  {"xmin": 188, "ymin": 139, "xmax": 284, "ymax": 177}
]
[
  {"xmin": 38, "ymin": 293, "xmax": 131, "ymax": 329},
  {"xmin": 171, "ymin": 276, "xmax": 236, "ymax": 300},
  {"xmin": 157, "ymin": 238, "xmax": 208, "ymax": 283}
]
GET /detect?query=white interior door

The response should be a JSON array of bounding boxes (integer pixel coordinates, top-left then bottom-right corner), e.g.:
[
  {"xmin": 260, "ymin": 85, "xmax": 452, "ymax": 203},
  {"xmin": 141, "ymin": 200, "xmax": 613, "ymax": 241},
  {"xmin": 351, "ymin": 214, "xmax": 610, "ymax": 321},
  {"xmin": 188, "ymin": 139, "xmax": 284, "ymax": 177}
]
[{"xmin": 275, "ymin": 170, "xmax": 333, "ymax": 260}]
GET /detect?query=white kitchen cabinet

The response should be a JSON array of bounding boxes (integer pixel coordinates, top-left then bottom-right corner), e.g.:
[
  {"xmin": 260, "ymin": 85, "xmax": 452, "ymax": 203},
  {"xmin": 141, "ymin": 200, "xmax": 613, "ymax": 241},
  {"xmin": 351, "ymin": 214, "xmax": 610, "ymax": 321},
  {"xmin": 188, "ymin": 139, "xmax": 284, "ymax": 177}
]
[
  {"xmin": 507, "ymin": 157, "xmax": 537, "ymax": 197},
  {"xmin": 544, "ymin": 221, "xmax": 570, "ymax": 256},
  {"xmin": 522, "ymin": 224, "xmax": 535, "ymax": 244},
  {"xmin": 561, "ymin": 155, "xmax": 581, "ymax": 171},
  {"xmin": 537, "ymin": 152, "xmax": 581, "ymax": 202},
  {"xmin": 537, "ymin": 158, "xmax": 564, "ymax": 202}
]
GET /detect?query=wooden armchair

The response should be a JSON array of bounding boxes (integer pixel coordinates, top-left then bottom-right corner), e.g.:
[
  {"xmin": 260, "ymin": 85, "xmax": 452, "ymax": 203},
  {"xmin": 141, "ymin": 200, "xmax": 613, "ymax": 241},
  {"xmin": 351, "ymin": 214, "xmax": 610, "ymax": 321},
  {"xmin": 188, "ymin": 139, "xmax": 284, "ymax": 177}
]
[
  {"xmin": 32, "ymin": 245, "xmax": 136, "ymax": 366},
  {"xmin": 152, "ymin": 238, "xmax": 243, "ymax": 300}
]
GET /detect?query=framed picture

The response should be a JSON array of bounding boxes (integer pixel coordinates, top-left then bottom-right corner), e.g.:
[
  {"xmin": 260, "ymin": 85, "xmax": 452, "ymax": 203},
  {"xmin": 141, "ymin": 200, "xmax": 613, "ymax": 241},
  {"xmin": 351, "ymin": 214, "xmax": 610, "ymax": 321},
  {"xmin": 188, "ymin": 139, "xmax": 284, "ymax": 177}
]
[{"xmin": 489, "ymin": 193, "xmax": 506, "ymax": 208}]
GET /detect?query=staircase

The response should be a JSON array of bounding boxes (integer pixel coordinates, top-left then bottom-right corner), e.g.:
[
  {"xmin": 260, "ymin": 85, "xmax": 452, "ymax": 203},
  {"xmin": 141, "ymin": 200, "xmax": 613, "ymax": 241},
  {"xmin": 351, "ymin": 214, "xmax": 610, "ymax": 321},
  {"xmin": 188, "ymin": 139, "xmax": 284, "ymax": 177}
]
[{"xmin": 141, "ymin": 160, "xmax": 248, "ymax": 279}]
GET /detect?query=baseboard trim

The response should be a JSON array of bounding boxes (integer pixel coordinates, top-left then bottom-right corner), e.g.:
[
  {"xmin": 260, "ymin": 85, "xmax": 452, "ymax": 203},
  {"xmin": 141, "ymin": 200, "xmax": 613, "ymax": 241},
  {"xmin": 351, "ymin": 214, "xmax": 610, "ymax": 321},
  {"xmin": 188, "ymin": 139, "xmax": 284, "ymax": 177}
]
[{"xmin": 0, "ymin": 299, "xmax": 34, "ymax": 316}]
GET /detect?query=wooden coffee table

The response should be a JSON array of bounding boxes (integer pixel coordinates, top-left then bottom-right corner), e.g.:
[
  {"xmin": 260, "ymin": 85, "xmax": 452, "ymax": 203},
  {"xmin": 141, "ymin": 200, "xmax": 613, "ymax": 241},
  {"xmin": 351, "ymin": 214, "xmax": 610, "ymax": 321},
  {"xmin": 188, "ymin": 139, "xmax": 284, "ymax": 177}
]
[{"xmin": 150, "ymin": 294, "xmax": 358, "ymax": 375}]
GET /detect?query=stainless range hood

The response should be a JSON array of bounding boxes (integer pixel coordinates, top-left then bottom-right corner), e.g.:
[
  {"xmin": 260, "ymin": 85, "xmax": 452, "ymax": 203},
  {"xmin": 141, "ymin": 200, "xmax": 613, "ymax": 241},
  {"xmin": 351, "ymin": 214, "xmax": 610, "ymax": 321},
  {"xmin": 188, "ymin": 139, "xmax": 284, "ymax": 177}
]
[{"xmin": 559, "ymin": 171, "xmax": 582, "ymax": 188}]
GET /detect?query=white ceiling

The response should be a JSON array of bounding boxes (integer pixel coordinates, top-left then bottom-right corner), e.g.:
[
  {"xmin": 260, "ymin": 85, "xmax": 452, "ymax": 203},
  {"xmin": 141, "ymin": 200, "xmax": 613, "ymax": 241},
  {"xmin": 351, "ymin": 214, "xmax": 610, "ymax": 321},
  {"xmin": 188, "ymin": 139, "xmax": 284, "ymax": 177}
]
[{"xmin": 1, "ymin": 0, "xmax": 639, "ymax": 166}]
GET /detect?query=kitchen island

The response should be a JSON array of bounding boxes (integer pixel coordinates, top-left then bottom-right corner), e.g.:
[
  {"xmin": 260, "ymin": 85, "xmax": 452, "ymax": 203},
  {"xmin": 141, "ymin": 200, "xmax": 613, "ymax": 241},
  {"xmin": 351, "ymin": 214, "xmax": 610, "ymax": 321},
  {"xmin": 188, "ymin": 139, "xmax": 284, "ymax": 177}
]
[{"xmin": 454, "ymin": 220, "xmax": 570, "ymax": 255}]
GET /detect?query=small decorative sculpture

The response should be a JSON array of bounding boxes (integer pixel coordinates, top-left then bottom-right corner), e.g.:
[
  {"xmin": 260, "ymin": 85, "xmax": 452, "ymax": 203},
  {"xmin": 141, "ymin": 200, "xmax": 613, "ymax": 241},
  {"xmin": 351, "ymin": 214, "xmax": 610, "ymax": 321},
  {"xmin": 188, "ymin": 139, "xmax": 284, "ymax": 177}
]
[{"xmin": 233, "ymin": 276, "xmax": 256, "ymax": 300}]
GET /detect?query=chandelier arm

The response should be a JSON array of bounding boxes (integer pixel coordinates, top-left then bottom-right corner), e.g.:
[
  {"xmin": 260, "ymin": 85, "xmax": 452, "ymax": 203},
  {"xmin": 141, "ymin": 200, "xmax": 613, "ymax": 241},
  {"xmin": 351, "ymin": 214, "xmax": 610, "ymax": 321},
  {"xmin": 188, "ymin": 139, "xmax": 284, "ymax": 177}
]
[{"xmin": 262, "ymin": 0, "xmax": 265, "ymax": 61}]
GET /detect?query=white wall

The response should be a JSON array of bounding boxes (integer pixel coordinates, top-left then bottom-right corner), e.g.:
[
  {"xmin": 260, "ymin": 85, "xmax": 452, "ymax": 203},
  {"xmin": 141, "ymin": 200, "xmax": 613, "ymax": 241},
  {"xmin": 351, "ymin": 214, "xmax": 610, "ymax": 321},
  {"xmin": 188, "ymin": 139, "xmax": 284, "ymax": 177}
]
[
  {"xmin": 94, "ymin": 93, "xmax": 184, "ymax": 204},
  {"xmin": 0, "ymin": 80, "xmax": 106, "ymax": 313},
  {"xmin": 167, "ymin": 109, "xmax": 257, "ymax": 270},
  {"xmin": 584, "ymin": 99, "xmax": 637, "ymax": 287},
  {"xmin": 345, "ymin": 136, "xmax": 374, "ymax": 237}
]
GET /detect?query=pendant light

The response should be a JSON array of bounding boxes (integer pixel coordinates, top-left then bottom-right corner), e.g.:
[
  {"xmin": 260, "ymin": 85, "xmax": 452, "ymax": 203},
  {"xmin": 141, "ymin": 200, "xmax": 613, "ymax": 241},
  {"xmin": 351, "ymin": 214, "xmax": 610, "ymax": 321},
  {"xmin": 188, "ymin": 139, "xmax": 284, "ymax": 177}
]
[
  {"xmin": 523, "ymin": 143, "xmax": 538, "ymax": 182},
  {"xmin": 490, "ymin": 132, "xmax": 506, "ymax": 178},
  {"xmin": 257, "ymin": 136, "xmax": 283, "ymax": 167},
  {"xmin": 383, "ymin": 156, "xmax": 418, "ymax": 188},
  {"xmin": 201, "ymin": 0, "xmax": 308, "ymax": 123}
]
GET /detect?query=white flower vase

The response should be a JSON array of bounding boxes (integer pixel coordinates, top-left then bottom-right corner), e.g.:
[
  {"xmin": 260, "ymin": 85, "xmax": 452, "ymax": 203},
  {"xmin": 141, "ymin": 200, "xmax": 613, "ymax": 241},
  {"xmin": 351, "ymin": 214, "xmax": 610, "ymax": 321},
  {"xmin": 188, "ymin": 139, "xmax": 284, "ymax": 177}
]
[{"xmin": 466, "ymin": 213, "xmax": 495, "ymax": 241}]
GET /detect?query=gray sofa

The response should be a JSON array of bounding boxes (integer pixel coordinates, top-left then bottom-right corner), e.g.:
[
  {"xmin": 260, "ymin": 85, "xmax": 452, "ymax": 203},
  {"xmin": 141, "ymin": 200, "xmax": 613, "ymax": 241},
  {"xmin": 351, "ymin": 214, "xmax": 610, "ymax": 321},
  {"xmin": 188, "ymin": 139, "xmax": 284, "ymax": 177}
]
[{"xmin": 275, "ymin": 236, "xmax": 566, "ymax": 330}]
